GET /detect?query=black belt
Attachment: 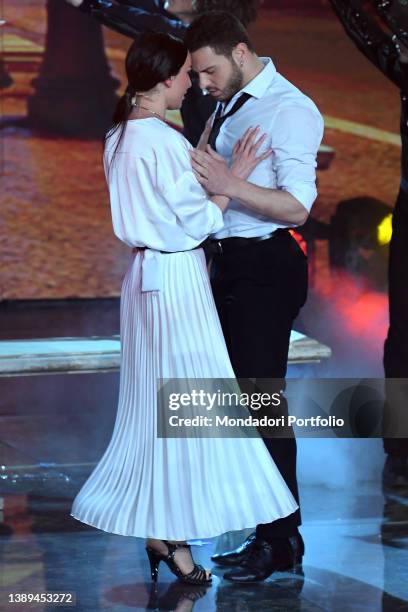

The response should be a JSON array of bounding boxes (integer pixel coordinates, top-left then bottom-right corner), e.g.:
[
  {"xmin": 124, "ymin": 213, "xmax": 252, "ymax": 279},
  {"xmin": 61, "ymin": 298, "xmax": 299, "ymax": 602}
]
[
  {"xmin": 206, "ymin": 229, "xmax": 289, "ymax": 256},
  {"xmin": 132, "ymin": 242, "xmax": 206, "ymax": 255}
]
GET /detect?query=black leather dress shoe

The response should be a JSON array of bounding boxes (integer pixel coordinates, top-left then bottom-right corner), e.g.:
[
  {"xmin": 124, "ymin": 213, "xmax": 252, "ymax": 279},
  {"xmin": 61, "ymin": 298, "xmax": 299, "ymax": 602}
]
[
  {"xmin": 223, "ymin": 538, "xmax": 293, "ymax": 583},
  {"xmin": 288, "ymin": 532, "xmax": 305, "ymax": 567},
  {"xmin": 212, "ymin": 531, "xmax": 304, "ymax": 569},
  {"xmin": 211, "ymin": 532, "xmax": 257, "ymax": 567}
]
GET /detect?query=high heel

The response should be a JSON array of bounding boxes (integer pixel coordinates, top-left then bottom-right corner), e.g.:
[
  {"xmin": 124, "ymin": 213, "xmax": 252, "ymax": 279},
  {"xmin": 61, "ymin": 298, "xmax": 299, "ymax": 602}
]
[
  {"xmin": 145, "ymin": 541, "xmax": 212, "ymax": 586},
  {"xmin": 146, "ymin": 547, "xmax": 161, "ymax": 583}
]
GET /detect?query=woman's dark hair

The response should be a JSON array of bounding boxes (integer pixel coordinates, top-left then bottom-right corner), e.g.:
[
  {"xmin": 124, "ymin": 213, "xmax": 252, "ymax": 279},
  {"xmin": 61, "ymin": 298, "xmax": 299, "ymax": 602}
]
[
  {"xmin": 106, "ymin": 32, "xmax": 188, "ymax": 172},
  {"xmin": 194, "ymin": 0, "xmax": 259, "ymax": 28},
  {"xmin": 185, "ymin": 11, "xmax": 255, "ymax": 57}
]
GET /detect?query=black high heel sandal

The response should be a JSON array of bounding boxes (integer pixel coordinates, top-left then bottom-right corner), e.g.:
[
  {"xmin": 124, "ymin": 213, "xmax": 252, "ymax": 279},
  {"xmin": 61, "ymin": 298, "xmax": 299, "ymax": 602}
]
[{"xmin": 146, "ymin": 541, "xmax": 212, "ymax": 585}]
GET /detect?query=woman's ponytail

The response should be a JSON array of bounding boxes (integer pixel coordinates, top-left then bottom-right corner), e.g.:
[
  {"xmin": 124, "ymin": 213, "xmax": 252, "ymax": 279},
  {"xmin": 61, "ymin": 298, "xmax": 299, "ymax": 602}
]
[{"xmin": 112, "ymin": 85, "xmax": 135, "ymax": 125}]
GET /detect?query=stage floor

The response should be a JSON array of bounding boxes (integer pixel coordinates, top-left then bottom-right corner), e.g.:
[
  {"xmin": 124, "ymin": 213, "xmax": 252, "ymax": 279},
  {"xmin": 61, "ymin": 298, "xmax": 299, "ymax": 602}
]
[{"xmin": 1, "ymin": 477, "xmax": 407, "ymax": 611}]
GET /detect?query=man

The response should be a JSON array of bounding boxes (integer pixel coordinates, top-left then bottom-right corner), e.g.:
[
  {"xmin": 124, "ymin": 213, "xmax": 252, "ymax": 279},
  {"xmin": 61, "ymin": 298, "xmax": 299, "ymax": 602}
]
[
  {"xmin": 186, "ymin": 12, "xmax": 324, "ymax": 582},
  {"xmin": 65, "ymin": 0, "xmax": 259, "ymax": 144},
  {"xmin": 329, "ymin": 1, "xmax": 408, "ymax": 488}
]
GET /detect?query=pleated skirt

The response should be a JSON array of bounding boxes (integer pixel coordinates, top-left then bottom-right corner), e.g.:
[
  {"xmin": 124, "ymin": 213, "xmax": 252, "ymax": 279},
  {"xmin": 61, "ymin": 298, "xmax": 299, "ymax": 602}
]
[{"xmin": 71, "ymin": 249, "xmax": 298, "ymax": 540}]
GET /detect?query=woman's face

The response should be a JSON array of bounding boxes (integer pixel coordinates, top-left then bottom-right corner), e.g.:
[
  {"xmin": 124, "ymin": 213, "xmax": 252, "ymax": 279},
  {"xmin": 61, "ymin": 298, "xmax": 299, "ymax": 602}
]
[{"xmin": 166, "ymin": 53, "xmax": 192, "ymax": 110}]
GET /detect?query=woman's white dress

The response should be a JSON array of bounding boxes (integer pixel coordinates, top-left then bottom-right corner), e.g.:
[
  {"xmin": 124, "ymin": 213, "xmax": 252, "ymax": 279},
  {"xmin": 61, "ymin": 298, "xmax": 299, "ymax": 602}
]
[{"xmin": 71, "ymin": 118, "xmax": 298, "ymax": 540}]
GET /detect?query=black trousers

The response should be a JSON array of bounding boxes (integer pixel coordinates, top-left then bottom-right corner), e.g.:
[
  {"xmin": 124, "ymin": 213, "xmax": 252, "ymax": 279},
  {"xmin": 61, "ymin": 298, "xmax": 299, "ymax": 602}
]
[
  {"xmin": 383, "ymin": 187, "xmax": 408, "ymax": 457},
  {"xmin": 210, "ymin": 231, "xmax": 308, "ymax": 538}
]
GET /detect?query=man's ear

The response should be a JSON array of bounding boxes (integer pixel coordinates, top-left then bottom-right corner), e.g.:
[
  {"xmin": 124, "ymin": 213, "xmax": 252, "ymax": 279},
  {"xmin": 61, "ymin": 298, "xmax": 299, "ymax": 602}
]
[{"xmin": 232, "ymin": 42, "xmax": 248, "ymax": 67}]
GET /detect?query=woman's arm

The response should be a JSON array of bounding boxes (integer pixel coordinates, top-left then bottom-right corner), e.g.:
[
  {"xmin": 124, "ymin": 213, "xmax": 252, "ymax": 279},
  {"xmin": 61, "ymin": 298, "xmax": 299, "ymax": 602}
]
[
  {"xmin": 210, "ymin": 195, "xmax": 229, "ymax": 212},
  {"xmin": 197, "ymin": 127, "xmax": 273, "ymax": 214}
]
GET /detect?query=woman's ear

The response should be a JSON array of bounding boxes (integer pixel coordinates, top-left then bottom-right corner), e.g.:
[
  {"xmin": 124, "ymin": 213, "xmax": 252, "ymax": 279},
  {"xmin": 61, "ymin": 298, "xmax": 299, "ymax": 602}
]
[{"xmin": 163, "ymin": 76, "xmax": 175, "ymax": 89}]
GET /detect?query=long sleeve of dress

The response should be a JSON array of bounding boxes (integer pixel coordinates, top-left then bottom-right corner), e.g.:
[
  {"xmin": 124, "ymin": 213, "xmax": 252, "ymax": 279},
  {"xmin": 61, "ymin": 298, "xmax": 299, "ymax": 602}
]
[
  {"xmin": 156, "ymin": 135, "xmax": 224, "ymax": 242},
  {"xmin": 105, "ymin": 121, "xmax": 223, "ymax": 251}
]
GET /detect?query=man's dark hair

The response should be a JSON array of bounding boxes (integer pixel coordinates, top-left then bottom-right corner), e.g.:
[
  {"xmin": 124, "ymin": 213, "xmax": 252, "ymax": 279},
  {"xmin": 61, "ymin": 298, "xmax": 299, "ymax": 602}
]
[
  {"xmin": 194, "ymin": 0, "xmax": 259, "ymax": 28},
  {"xmin": 185, "ymin": 11, "xmax": 255, "ymax": 56}
]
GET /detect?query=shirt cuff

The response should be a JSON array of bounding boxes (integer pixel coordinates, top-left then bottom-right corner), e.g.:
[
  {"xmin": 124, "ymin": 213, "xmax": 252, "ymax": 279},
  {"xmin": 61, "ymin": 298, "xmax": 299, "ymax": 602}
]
[
  {"xmin": 283, "ymin": 184, "xmax": 317, "ymax": 213},
  {"xmin": 208, "ymin": 201, "xmax": 225, "ymax": 234}
]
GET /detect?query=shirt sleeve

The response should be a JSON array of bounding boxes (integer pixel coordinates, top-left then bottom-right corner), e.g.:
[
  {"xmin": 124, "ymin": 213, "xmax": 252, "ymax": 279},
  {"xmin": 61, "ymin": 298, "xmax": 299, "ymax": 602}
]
[
  {"xmin": 156, "ymin": 135, "xmax": 224, "ymax": 241},
  {"xmin": 270, "ymin": 105, "xmax": 324, "ymax": 212}
]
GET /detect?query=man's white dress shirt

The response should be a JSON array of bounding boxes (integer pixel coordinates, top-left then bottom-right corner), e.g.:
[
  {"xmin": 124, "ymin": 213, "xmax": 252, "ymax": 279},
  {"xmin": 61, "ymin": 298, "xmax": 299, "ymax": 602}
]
[{"xmin": 212, "ymin": 57, "xmax": 324, "ymax": 239}]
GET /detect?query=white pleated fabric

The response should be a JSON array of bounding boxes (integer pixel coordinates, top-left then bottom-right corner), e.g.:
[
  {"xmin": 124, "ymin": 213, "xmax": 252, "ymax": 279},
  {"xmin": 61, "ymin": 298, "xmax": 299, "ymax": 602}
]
[{"xmin": 71, "ymin": 249, "xmax": 298, "ymax": 540}]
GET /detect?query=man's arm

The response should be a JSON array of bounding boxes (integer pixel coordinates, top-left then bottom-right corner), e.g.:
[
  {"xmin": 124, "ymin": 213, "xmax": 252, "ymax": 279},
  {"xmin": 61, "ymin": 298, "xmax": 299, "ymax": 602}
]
[
  {"xmin": 329, "ymin": 0, "xmax": 403, "ymax": 89},
  {"xmin": 67, "ymin": 0, "xmax": 187, "ymax": 39},
  {"xmin": 191, "ymin": 106, "xmax": 324, "ymax": 226},
  {"xmin": 218, "ymin": 180, "xmax": 309, "ymax": 226}
]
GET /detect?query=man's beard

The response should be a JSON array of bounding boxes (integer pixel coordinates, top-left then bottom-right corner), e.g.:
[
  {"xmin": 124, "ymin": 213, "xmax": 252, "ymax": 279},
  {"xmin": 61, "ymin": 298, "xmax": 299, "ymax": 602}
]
[{"xmin": 219, "ymin": 62, "xmax": 244, "ymax": 101}]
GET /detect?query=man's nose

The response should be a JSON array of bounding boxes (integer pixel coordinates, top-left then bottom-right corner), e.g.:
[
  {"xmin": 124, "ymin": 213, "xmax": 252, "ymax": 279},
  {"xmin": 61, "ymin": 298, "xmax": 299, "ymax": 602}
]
[{"xmin": 199, "ymin": 74, "xmax": 211, "ymax": 90}]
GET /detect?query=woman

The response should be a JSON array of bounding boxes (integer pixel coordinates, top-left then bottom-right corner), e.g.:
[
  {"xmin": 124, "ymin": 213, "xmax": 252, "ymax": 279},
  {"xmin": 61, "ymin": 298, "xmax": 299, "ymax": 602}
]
[{"xmin": 71, "ymin": 32, "xmax": 298, "ymax": 585}]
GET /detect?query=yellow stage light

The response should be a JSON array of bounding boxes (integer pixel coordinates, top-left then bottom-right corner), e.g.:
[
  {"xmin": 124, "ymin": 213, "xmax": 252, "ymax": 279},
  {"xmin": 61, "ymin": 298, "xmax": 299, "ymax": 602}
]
[{"xmin": 377, "ymin": 213, "xmax": 393, "ymax": 246}]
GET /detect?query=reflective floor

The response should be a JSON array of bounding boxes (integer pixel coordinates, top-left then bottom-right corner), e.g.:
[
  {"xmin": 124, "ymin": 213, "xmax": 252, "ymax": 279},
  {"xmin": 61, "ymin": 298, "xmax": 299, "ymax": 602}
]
[{"xmin": 1, "ymin": 473, "xmax": 407, "ymax": 611}]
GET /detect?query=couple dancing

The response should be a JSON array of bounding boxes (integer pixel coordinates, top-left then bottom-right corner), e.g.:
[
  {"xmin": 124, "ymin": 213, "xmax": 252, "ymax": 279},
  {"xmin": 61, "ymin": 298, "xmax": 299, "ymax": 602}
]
[{"xmin": 71, "ymin": 13, "xmax": 324, "ymax": 584}]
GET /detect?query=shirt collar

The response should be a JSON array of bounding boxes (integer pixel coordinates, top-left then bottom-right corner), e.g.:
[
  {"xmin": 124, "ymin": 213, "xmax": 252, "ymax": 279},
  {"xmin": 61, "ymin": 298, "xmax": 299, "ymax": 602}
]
[
  {"xmin": 241, "ymin": 57, "xmax": 276, "ymax": 99},
  {"xmin": 222, "ymin": 57, "xmax": 276, "ymax": 113}
]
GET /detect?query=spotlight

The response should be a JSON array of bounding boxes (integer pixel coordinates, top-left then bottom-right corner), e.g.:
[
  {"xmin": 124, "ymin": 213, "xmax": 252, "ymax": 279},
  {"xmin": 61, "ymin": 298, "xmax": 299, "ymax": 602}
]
[
  {"xmin": 298, "ymin": 197, "xmax": 392, "ymax": 291},
  {"xmin": 377, "ymin": 213, "xmax": 393, "ymax": 247},
  {"xmin": 328, "ymin": 197, "xmax": 391, "ymax": 290}
]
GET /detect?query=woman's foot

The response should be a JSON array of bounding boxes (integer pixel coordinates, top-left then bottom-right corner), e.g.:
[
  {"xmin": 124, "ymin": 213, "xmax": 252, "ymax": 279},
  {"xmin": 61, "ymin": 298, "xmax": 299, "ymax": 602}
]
[{"xmin": 146, "ymin": 539, "xmax": 211, "ymax": 582}]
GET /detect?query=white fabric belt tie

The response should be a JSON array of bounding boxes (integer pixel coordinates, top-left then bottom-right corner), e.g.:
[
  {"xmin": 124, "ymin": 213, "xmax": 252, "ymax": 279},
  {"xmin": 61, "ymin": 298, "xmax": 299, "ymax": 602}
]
[{"xmin": 141, "ymin": 249, "xmax": 163, "ymax": 292}]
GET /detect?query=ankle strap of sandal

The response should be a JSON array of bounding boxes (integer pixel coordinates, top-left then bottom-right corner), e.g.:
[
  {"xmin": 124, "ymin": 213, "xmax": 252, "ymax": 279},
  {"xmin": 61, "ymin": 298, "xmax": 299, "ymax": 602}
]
[{"xmin": 166, "ymin": 541, "xmax": 191, "ymax": 551}]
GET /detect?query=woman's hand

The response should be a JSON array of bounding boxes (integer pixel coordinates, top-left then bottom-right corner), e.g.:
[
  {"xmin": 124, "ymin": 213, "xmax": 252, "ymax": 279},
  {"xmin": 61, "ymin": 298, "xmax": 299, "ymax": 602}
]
[
  {"xmin": 230, "ymin": 126, "xmax": 273, "ymax": 180},
  {"xmin": 196, "ymin": 113, "xmax": 214, "ymax": 151},
  {"xmin": 190, "ymin": 147, "xmax": 233, "ymax": 195},
  {"xmin": 190, "ymin": 126, "xmax": 272, "ymax": 195}
]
